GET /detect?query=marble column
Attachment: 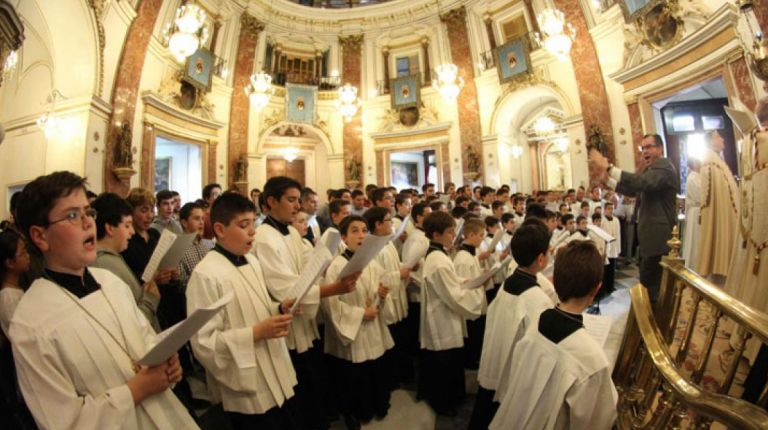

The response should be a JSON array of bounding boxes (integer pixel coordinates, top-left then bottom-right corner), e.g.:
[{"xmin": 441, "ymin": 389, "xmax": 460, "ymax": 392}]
[
  {"xmin": 754, "ymin": 0, "xmax": 767, "ymax": 36},
  {"xmin": 382, "ymin": 47, "xmax": 390, "ymax": 93},
  {"xmin": 339, "ymin": 34, "xmax": 364, "ymax": 187},
  {"xmin": 441, "ymin": 7, "xmax": 483, "ymax": 184},
  {"xmin": 421, "ymin": 38, "xmax": 431, "ymax": 85},
  {"xmin": 105, "ymin": 0, "xmax": 164, "ymax": 196},
  {"xmin": 227, "ymin": 14, "xmax": 264, "ymax": 194},
  {"xmin": 553, "ymin": 0, "xmax": 615, "ymax": 162},
  {"xmin": 729, "ymin": 56, "xmax": 758, "ymax": 112}
]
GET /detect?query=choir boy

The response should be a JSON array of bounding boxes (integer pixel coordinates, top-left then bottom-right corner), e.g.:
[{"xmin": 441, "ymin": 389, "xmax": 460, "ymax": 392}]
[
  {"xmin": 512, "ymin": 197, "xmax": 526, "ymax": 226},
  {"xmin": 392, "ymin": 193, "xmax": 413, "ymax": 255},
  {"xmin": 178, "ymin": 202, "xmax": 214, "ymax": 287},
  {"xmin": 401, "ymin": 202, "xmax": 432, "ymax": 368},
  {"xmin": 186, "ymin": 193, "xmax": 299, "ymax": 429},
  {"xmin": 323, "ymin": 215, "xmax": 394, "ymax": 429},
  {"xmin": 418, "ymin": 211, "xmax": 484, "ymax": 416},
  {"xmin": 151, "ymin": 190, "xmax": 183, "ymax": 235},
  {"xmin": 11, "ymin": 171, "xmax": 197, "ymax": 430},
  {"xmin": 469, "ymin": 221, "xmax": 554, "ymax": 430},
  {"xmin": 601, "ymin": 202, "xmax": 621, "ymax": 299},
  {"xmin": 365, "ymin": 207, "xmax": 412, "ymax": 383},
  {"xmin": 318, "ymin": 198, "xmax": 352, "ymax": 256},
  {"xmin": 253, "ymin": 176, "xmax": 360, "ymax": 430},
  {"xmin": 490, "ymin": 241, "xmax": 617, "ymax": 430}
]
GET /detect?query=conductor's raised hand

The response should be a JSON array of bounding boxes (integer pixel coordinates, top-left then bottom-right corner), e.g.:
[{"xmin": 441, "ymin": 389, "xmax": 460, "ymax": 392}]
[
  {"xmin": 589, "ymin": 148, "xmax": 609, "ymax": 180},
  {"xmin": 253, "ymin": 314, "xmax": 293, "ymax": 341}
]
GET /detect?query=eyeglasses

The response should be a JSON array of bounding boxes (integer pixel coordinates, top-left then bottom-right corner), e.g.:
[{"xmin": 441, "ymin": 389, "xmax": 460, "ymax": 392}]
[{"xmin": 49, "ymin": 208, "xmax": 98, "ymax": 226}]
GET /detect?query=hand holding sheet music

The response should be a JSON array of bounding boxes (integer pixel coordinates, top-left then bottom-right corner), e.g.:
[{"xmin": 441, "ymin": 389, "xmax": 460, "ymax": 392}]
[
  {"xmin": 391, "ymin": 215, "xmax": 410, "ymax": 241},
  {"xmin": 290, "ymin": 246, "xmax": 334, "ymax": 314},
  {"xmin": 462, "ymin": 262, "xmax": 502, "ymax": 290},
  {"xmin": 138, "ymin": 291, "xmax": 233, "ymax": 366},
  {"xmin": 587, "ymin": 224, "xmax": 615, "ymax": 243},
  {"xmin": 487, "ymin": 228, "xmax": 505, "ymax": 252}
]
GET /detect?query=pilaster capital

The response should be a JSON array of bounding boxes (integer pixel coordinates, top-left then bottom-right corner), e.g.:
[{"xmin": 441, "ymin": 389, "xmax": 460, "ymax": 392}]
[
  {"xmin": 339, "ymin": 34, "xmax": 364, "ymax": 53},
  {"xmin": 240, "ymin": 13, "xmax": 264, "ymax": 41},
  {"xmin": 440, "ymin": 6, "xmax": 467, "ymax": 26}
]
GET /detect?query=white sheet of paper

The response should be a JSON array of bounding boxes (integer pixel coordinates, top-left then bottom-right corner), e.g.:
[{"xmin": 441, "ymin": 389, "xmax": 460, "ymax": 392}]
[
  {"xmin": 725, "ymin": 105, "xmax": 757, "ymax": 135},
  {"xmin": 137, "ymin": 291, "xmax": 233, "ymax": 366},
  {"xmin": 487, "ymin": 228, "xmax": 505, "ymax": 252},
  {"xmin": 391, "ymin": 215, "xmax": 411, "ymax": 241},
  {"xmin": 290, "ymin": 246, "xmax": 333, "ymax": 314},
  {"xmin": 587, "ymin": 224, "xmax": 615, "ymax": 243},
  {"xmin": 338, "ymin": 233, "xmax": 393, "ymax": 278},
  {"xmin": 462, "ymin": 262, "xmax": 502, "ymax": 290},
  {"xmin": 403, "ymin": 240, "xmax": 429, "ymax": 268},
  {"xmin": 160, "ymin": 232, "xmax": 196, "ymax": 268},
  {"xmin": 439, "ymin": 194, "xmax": 450, "ymax": 204},
  {"xmin": 453, "ymin": 218, "xmax": 465, "ymax": 247},
  {"xmin": 322, "ymin": 229, "xmax": 341, "ymax": 254},
  {"xmin": 141, "ymin": 229, "xmax": 177, "ymax": 282},
  {"xmin": 582, "ymin": 313, "xmax": 613, "ymax": 347}
]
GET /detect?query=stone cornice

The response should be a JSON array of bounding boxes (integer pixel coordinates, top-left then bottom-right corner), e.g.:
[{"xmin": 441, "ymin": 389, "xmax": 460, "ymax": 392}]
[
  {"xmin": 141, "ymin": 91, "xmax": 225, "ymax": 135},
  {"xmin": 338, "ymin": 34, "xmax": 364, "ymax": 53},
  {"xmin": 440, "ymin": 6, "xmax": 467, "ymax": 25},
  {"xmin": 369, "ymin": 121, "xmax": 452, "ymax": 140},
  {"xmin": 240, "ymin": 13, "xmax": 265, "ymax": 40}
]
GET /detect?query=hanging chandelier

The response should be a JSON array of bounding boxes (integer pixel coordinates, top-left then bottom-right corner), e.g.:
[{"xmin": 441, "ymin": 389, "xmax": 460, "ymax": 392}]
[
  {"xmin": 533, "ymin": 116, "xmax": 556, "ymax": 135},
  {"xmin": 245, "ymin": 71, "xmax": 274, "ymax": 112},
  {"xmin": 337, "ymin": 83, "xmax": 361, "ymax": 122},
  {"xmin": 165, "ymin": 3, "xmax": 209, "ymax": 62},
  {"xmin": 283, "ymin": 147, "xmax": 298, "ymax": 162},
  {"xmin": 3, "ymin": 50, "xmax": 17, "ymax": 75},
  {"xmin": 36, "ymin": 89, "xmax": 75, "ymax": 141},
  {"xmin": 511, "ymin": 144, "xmax": 524, "ymax": 159},
  {"xmin": 535, "ymin": 8, "xmax": 576, "ymax": 60},
  {"xmin": 433, "ymin": 63, "xmax": 465, "ymax": 102}
]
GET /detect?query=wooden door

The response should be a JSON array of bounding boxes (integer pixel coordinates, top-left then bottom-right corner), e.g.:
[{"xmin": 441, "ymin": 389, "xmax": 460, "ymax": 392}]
[{"xmin": 266, "ymin": 158, "xmax": 305, "ymax": 187}]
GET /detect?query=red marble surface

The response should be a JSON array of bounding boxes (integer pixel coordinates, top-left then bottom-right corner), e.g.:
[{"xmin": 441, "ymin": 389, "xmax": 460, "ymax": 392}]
[
  {"xmin": 627, "ymin": 102, "xmax": 644, "ymax": 172},
  {"xmin": 227, "ymin": 26, "xmax": 259, "ymax": 193},
  {"xmin": 341, "ymin": 38, "xmax": 363, "ymax": 187},
  {"xmin": 754, "ymin": 0, "xmax": 767, "ymax": 37},
  {"xmin": 105, "ymin": 0, "xmax": 164, "ymax": 195},
  {"xmin": 443, "ymin": 7, "xmax": 482, "ymax": 185},
  {"xmin": 553, "ymin": 0, "xmax": 615, "ymax": 162},
  {"xmin": 731, "ymin": 56, "xmax": 758, "ymax": 112}
]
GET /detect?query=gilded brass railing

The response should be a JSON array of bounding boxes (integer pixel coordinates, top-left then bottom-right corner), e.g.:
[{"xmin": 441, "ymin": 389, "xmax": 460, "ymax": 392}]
[{"xmin": 613, "ymin": 227, "xmax": 768, "ymax": 429}]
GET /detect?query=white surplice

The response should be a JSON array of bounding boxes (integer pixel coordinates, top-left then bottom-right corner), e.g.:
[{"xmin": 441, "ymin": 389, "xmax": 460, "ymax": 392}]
[
  {"xmin": 490, "ymin": 328, "xmax": 617, "ymax": 430},
  {"xmin": 402, "ymin": 228, "xmax": 429, "ymax": 302},
  {"xmin": 186, "ymin": 251, "xmax": 297, "ymax": 414},
  {"xmin": 454, "ymin": 247, "xmax": 490, "ymax": 307},
  {"xmin": 254, "ymin": 223, "xmax": 320, "ymax": 353},
  {"xmin": 682, "ymin": 170, "xmax": 701, "ymax": 265},
  {"xmin": 322, "ymin": 256, "xmax": 394, "ymax": 363},
  {"xmin": 478, "ymin": 287, "xmax": 553, "ymax": 401},
  {"xmin": 374, "ymin": 242, "xmax": 408, "ymax": 324},
  {"xmin": 0, "ymin": 287, "xmax": 23, "ymax": 336},
  {"xmin": 505, "ymin": 259, "xmax": 558, "ymax": 305},
  {"xmin": 602, "ymin": 217, "xmax": 621, "ymax": 260},
  {"xmin": 420, "ymin": 249, "xmax": 484, "ymax": 351},
  {"xmin": 9, "ymin": 269, "xmax": 198, "ymax": 430}
]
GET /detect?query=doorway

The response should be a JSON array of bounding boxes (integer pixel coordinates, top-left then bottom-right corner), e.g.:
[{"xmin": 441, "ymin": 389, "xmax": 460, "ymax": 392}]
[
  {"xmin": 267, "ymin": 158, "xmax": 306, "ymax": 187},
  {"xmin": 154, "ymin": 136, "xmax": 202, "ymax": 203},
  {"xmin": 389, "ymin": 149, "xmax": 437, "ymax": 191}
]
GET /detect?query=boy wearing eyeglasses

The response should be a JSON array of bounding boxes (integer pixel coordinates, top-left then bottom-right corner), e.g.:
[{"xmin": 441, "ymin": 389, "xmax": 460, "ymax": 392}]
[{"xmin": 10, "ymin": 171, "xmax": 198, "ymax": 430}]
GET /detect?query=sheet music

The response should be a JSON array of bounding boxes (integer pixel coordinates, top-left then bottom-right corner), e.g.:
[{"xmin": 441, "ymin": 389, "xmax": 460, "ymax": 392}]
[
  {"xmin": 487, "ymin": 228, "xmax": 505, "ymax": 252},
  {"xmin": 402, "ymin": 240, "xmax": 429, "ymax": 268},
  {"xmin": 582, "ymin": 313, "xmax": 613, "ymax": 347},
  {"xmin": 587, "ymin": 224, "xmax": 615, "ymax": 243},
  {"xmin": 141, "ymin": 229, "xmax": 177, "ymax": 282},
  {"xmin": 391, "ymin": 215, "xmax": 410, "ymax": 241},
  {"xmin": 290, "ymin": 245, "xmax": 334, "ymax": 314},
  {"xmin": 338, "ymin": 233, "xmax": 393, "ymax": 278},
  {"xmin": 453, "ymin": 219, "xmax": 465, "ymax": 247},
  {"xmin": 322, "ymin": 229, "xmax": 342, "ymax": 255},
  {"xmin": 725, "ymin": 105, "xmax": 758, "ymax": 135},
  {"xmin": 462, "ymin": 262, "xmax": 502, "ymax": 290},
  {"xmin": 138, "ymin": 291, "xmax": 233, "ymax": 366}
]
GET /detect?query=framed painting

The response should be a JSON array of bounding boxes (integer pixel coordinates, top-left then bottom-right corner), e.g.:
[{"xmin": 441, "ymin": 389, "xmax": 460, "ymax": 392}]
[
  {"xmin": 154, "ymin": 157, "xmax": 172, "ymax": 192},
  {"xmin": 619, "ymin": 0, "xmax": 655, "ymax": 22},
  {"xmin": 495, "ymin": 37, "xmax": 531, "ymax": 84},
  {"xmin": 390, "ymin": 74, "xmax": 420, "ymax": 109},
  {"xmin": 183, "ymin": 48, "xmax": 214, "ymax": 92},
  {"xmin": 286, "ymin": 83, "xmax": 317, "ymax": 124},
  {"xmin": 391, "ymin": 161, "xmax": 419, "ymax": 188}
]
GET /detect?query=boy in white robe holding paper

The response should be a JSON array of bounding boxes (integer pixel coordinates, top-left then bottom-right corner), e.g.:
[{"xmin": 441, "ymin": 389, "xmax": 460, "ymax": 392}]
[
  {"xmin": 365, "ymin": 207, "xmax": 412, "ymax": 386},
  {"xmin": 323, "ymin": 215, "xmax": 394, "ymax": 429},
  {"xmin": 10, "ymin": 171, "xmax": 197, "ymax": 430},
  {"xmin": 469, "ymin": 220, "xmax": 554, "ymax": 430},
  {"xmin": 187, "ymin": 193, "xmax": 299, "ymax": 430},
  {"xmin": 418, "ymin": 211, "xmax": 484, "ymax": 416},
  {"xmin": 253, "ymin": 176, "xmax": 360, "ymax": 430},
  {"xmin": 490, "ymin": 241, "xmax": 617, "ymax": 430}
]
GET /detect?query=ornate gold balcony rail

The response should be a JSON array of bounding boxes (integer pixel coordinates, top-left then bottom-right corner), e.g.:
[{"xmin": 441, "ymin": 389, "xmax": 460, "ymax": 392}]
[{"xmin": 613, "ymin": 227, "xmax": 768, "ymax": 429}]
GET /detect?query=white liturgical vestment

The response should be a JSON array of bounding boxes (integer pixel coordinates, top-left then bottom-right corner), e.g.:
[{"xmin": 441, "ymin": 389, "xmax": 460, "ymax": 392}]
[
  {"xmin": 187, "ymin": 251, "xmax": 297, "ymax": 414},
  {"xmin": 9, "ymin": 268, "xmax": 198, "ymax": 430},
  {"xmin": 374, "ymin": 242, "xmax": 408, "ymax": 324}
]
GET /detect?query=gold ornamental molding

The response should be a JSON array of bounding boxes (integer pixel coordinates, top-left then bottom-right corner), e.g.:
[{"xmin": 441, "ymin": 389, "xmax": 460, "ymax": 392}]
[
  {"xmin": 240, "ymin": 13, "xmax": 265, "ymax": 41},
  {"xmin": 141, "ymin": 91, "xmax": 224, "ymax": 140},
  {"xmin": 439, "ymin": 6, "xmax": 466, "ymax": 25},
  {"xmin": 339, "ymin": 34, "xmax": 364, "ymax": 53}
]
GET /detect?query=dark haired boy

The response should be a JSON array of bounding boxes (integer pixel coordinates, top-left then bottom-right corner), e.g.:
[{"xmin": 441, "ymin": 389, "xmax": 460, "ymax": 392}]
[
  {"xmin": 419, "ymin": 211, "xmax": 484, "ymax": 416},
  {"xmin": 201, "ymin": 183, "xmax": 222, "ymax": 239},
  {"xmin": 322, "ymin": 215, "xmax": 393, "ymax": 428},
  {"xmin": 11, "ymin": 172, "xmax": 197, "ymax": 429},
  {"xmin": 469, "ymin": 223, "xmax": 554, "ymax": 430},
  {"xmin": 187, "ymin": 193, "xmax": 298, "ymax": 430},
  {"xmin": 253, "ymin": 176, "xmax": 360, "ymax": 430},
  {"xmin": 491, "ymin": 241, "xmax": 617, "ymax": 429},
  {"xmin": 90, "ymin": 192, "xmax": 161, "ymax": 332},
  {"xmin": 151, "ymin": 190, "xmax": 183, "ymax": 235},
  {"xmin": 392, "ymin": 193, "xmax": 413, "ymax": 255},
  {"xmin": 318, "ymin": 199, "xmax": 352, "ymax": 256},
  {"xmin": 178, "ymin": 202, "xmax": 214, "ymax": 287}
]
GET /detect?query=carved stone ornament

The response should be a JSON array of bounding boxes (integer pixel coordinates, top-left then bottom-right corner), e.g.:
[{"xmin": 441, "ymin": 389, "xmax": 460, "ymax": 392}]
[
  {"xmin": 346, "ymin": 157, "xmax": 362, "ymax": 183},
  {"xmin": 113, "ymin": 121, "xmax": 134, "ymax": 168},
  {"xmin": 234, "ymin": 155, "xmax": 248, "ymax": 183},
  {"xmin": 338, "ymin": 34, "xmax": 364, "ymax": 53},
  {"xmin": 465, "ymin": 144, "xmax": 481, "ymax": 179},
  {"xmin": 440, "ymin": 6, "xmax": 467, "ymax": 25},
  {"xmin": 157, "ymin": 70, "xmax": 216, "ymax": 119},
  {"xmin": 240, "ymin": 14, "xmax": 265, "ymax": 41}
]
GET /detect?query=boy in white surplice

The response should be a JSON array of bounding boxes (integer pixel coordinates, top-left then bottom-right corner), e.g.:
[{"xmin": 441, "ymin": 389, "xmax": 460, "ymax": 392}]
[
  {"xmin": 10, "ymin": 171, "xmax": 198, "ymax": 430},
  {"xmin": 186, "ymin": 193, "xmax": 298, "ymax": 430}
]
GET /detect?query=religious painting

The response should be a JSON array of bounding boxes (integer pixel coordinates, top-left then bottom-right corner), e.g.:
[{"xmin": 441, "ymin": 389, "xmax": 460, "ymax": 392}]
[
  {"xmin": 286, "ymin": 83, "xmax": 317, "ymax": 124},
  {"xmin": 183, "ymin": 48, "xmax": 214, "ymax": 92},
  {"xmin": 154, "ymin": 157, "xmax": 172, "ymax": 192},
  {"xmin": 391, "ymin": 161, "xmax": 419, "ymax": 188},
  {"xmin": 494, "ymin": 37, "xmax": 531, "ymax": 84},
  {"xmin": 390, "ymin": 75, "xmax": 420, "ymax": 109}
]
